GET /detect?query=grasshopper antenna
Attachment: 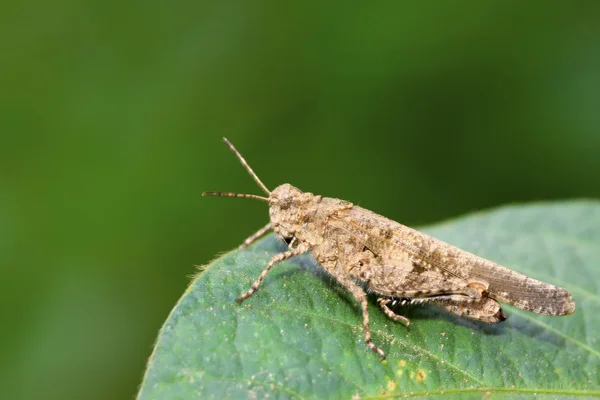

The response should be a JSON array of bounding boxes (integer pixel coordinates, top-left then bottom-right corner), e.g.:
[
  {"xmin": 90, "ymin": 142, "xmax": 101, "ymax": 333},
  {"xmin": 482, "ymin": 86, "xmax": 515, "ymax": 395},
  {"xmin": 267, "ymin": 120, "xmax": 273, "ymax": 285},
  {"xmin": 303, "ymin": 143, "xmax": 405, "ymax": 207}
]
[
  {"xmin": 202, "ymin": 191, "xmax": 269, "ymax": 202},
  {"xmin": 201, "ymin": 138, "xmax": 271, "ymax": 202},
  {"xmin": 222, "ymin": 137, "xmax": 271, "ymax": 195}
]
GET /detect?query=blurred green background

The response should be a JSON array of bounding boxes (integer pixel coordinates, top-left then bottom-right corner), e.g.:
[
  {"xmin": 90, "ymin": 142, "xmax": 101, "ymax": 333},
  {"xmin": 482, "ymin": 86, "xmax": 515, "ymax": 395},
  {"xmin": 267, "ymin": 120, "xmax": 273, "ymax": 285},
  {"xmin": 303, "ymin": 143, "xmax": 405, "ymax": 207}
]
[{"xmin": 1, "ymin": 2, "xmax": 599, "ymax": 399}]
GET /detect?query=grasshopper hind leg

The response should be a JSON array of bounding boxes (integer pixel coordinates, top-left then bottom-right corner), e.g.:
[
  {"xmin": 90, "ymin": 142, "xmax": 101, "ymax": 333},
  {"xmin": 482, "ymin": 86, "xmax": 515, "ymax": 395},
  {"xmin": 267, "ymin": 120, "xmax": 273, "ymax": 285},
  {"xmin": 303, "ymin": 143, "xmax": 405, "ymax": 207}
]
[
  {"xmin": 434, "ymin": 296, "xmax": 507, "ymax": 323},
  {"xmin": 377, "ymin": 297, "xmax": 411, "ymax": 326}
]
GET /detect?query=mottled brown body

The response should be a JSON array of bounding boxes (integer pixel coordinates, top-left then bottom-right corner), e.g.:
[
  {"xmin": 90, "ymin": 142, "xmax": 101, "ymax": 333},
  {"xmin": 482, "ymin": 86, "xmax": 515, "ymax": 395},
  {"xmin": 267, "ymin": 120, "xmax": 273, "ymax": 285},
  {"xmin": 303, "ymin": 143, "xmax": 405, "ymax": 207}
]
[{"xmin": 204, "ymin": 139, "xmax": 576, "ymax": 360}]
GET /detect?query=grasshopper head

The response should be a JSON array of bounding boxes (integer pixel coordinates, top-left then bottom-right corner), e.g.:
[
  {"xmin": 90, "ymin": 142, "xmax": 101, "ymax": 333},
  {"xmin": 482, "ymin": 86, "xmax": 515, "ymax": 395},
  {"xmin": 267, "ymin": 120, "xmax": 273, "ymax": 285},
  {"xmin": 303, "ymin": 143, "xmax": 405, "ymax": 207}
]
[{"xmin": 269, "ymin": 184, "xmax": 322, "ymax": 246}]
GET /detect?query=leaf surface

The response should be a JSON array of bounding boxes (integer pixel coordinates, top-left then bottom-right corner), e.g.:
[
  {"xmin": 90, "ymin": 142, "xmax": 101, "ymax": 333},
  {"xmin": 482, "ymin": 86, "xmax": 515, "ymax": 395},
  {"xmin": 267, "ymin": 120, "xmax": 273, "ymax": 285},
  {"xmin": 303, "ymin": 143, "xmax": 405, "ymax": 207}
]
[{"xmin": 138, "ymin": 201, "xmax": 600, "ymax": 399}]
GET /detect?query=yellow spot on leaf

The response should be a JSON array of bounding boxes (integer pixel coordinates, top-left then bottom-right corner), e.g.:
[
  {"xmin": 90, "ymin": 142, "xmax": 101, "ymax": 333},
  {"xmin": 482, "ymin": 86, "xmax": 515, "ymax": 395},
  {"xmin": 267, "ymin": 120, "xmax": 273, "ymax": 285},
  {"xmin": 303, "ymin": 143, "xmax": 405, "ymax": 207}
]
[
  {"xmin": 387, "ymin": 380, "xmax": 396, "ymax": 392},
  {"xmin": 416, "ymin": 369, "xmax": 427, "ymax": 382},
  {"xmin": 396, "ymin": 359, "xmax": 407, "ymax": 377}
]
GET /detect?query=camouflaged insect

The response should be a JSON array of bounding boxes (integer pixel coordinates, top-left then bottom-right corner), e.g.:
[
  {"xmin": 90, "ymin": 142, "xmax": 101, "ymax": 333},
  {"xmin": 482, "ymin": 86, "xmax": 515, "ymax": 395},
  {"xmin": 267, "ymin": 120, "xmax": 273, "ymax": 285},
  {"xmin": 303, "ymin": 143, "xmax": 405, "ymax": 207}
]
[{"xmin": 203, "ymin": 138, "xmax": 576, "ymax": 360}]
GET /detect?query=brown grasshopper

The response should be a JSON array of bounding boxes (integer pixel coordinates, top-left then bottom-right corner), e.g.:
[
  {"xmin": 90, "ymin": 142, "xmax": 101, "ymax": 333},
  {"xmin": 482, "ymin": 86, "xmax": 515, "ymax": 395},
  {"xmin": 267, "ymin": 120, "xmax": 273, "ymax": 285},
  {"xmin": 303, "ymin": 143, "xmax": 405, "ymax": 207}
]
[{"xmin": 203, "ymin": 138, "xmax": 576, "ymax": 360}]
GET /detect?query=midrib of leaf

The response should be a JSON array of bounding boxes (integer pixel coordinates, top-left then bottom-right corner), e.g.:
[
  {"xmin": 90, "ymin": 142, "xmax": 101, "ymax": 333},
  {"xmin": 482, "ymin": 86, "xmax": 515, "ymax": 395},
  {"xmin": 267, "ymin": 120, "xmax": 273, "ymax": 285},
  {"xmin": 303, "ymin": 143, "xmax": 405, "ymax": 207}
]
[{"xmin": 364, "ymin": 387, "xmax": 600, "ymax": 399}]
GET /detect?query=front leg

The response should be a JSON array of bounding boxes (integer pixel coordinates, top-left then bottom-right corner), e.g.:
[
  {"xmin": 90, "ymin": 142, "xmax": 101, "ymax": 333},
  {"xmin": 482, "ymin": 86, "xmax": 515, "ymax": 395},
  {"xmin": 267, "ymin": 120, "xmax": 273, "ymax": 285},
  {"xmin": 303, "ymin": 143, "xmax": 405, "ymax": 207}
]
[
  {"xmin": 237, "ymin": 242, "xmax": 309, "ymax": 302},
  {"xmin": 240, "ymin": 222, "xmax": 272, "ymax": 249}
]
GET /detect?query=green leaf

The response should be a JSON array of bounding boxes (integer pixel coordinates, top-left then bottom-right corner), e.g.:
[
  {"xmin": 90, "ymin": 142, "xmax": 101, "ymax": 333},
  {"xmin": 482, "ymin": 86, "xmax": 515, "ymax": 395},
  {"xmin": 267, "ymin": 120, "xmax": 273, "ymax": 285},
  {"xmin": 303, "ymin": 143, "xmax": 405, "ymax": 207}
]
[{"xmin": 138, "ymin": 201, "xmax": 600, "ymax": 399}]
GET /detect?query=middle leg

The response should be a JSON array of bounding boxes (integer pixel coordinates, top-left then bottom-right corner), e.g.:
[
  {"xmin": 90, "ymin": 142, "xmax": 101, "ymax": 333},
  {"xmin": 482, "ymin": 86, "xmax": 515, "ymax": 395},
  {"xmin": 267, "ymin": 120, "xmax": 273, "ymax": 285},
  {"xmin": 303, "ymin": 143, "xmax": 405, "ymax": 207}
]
[{"xmin": 334, "ymin": 276, "xmax": 387, "ymax": 360}]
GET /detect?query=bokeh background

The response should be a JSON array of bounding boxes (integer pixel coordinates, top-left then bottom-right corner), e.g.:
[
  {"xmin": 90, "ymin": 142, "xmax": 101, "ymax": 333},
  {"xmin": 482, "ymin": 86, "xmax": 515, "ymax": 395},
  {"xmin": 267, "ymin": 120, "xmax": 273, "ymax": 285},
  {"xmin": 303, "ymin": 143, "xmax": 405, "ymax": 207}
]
[{"xmin": 1, "ymin": 2, "xmax": 599, "ymax": 399}]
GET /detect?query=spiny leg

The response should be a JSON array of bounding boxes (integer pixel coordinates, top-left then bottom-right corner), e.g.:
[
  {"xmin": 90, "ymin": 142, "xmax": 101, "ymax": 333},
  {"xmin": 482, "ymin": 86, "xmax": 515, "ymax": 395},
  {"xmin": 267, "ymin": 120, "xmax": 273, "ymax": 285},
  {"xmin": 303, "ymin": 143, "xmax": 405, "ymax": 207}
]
[
  {"xmin": 377, "ymin": 298, "xmax": 411, "ymax": 327},
  {"xmin": 335, "ymin": 276, "xmax": 386, "ymax": 360},
  {"xmin": 240, "ymin": 222, "xmax": 272, "ymax": 249},
  {"xmin": 434, "ymin": 296, "xmax": 507, "ymax": 323},
  {"xmin": 237, "ymin": 243, "xmax": 309, "ymax": 302}
]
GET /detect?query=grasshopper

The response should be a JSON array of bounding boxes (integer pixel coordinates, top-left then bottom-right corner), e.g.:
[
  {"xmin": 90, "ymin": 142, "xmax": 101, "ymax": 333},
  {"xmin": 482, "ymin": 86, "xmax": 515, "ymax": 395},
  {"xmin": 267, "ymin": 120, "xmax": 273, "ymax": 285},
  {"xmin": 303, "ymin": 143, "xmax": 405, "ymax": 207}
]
[{"xmin": 203, "ymin": 138, "xmax": 576, "ymax": 360}]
